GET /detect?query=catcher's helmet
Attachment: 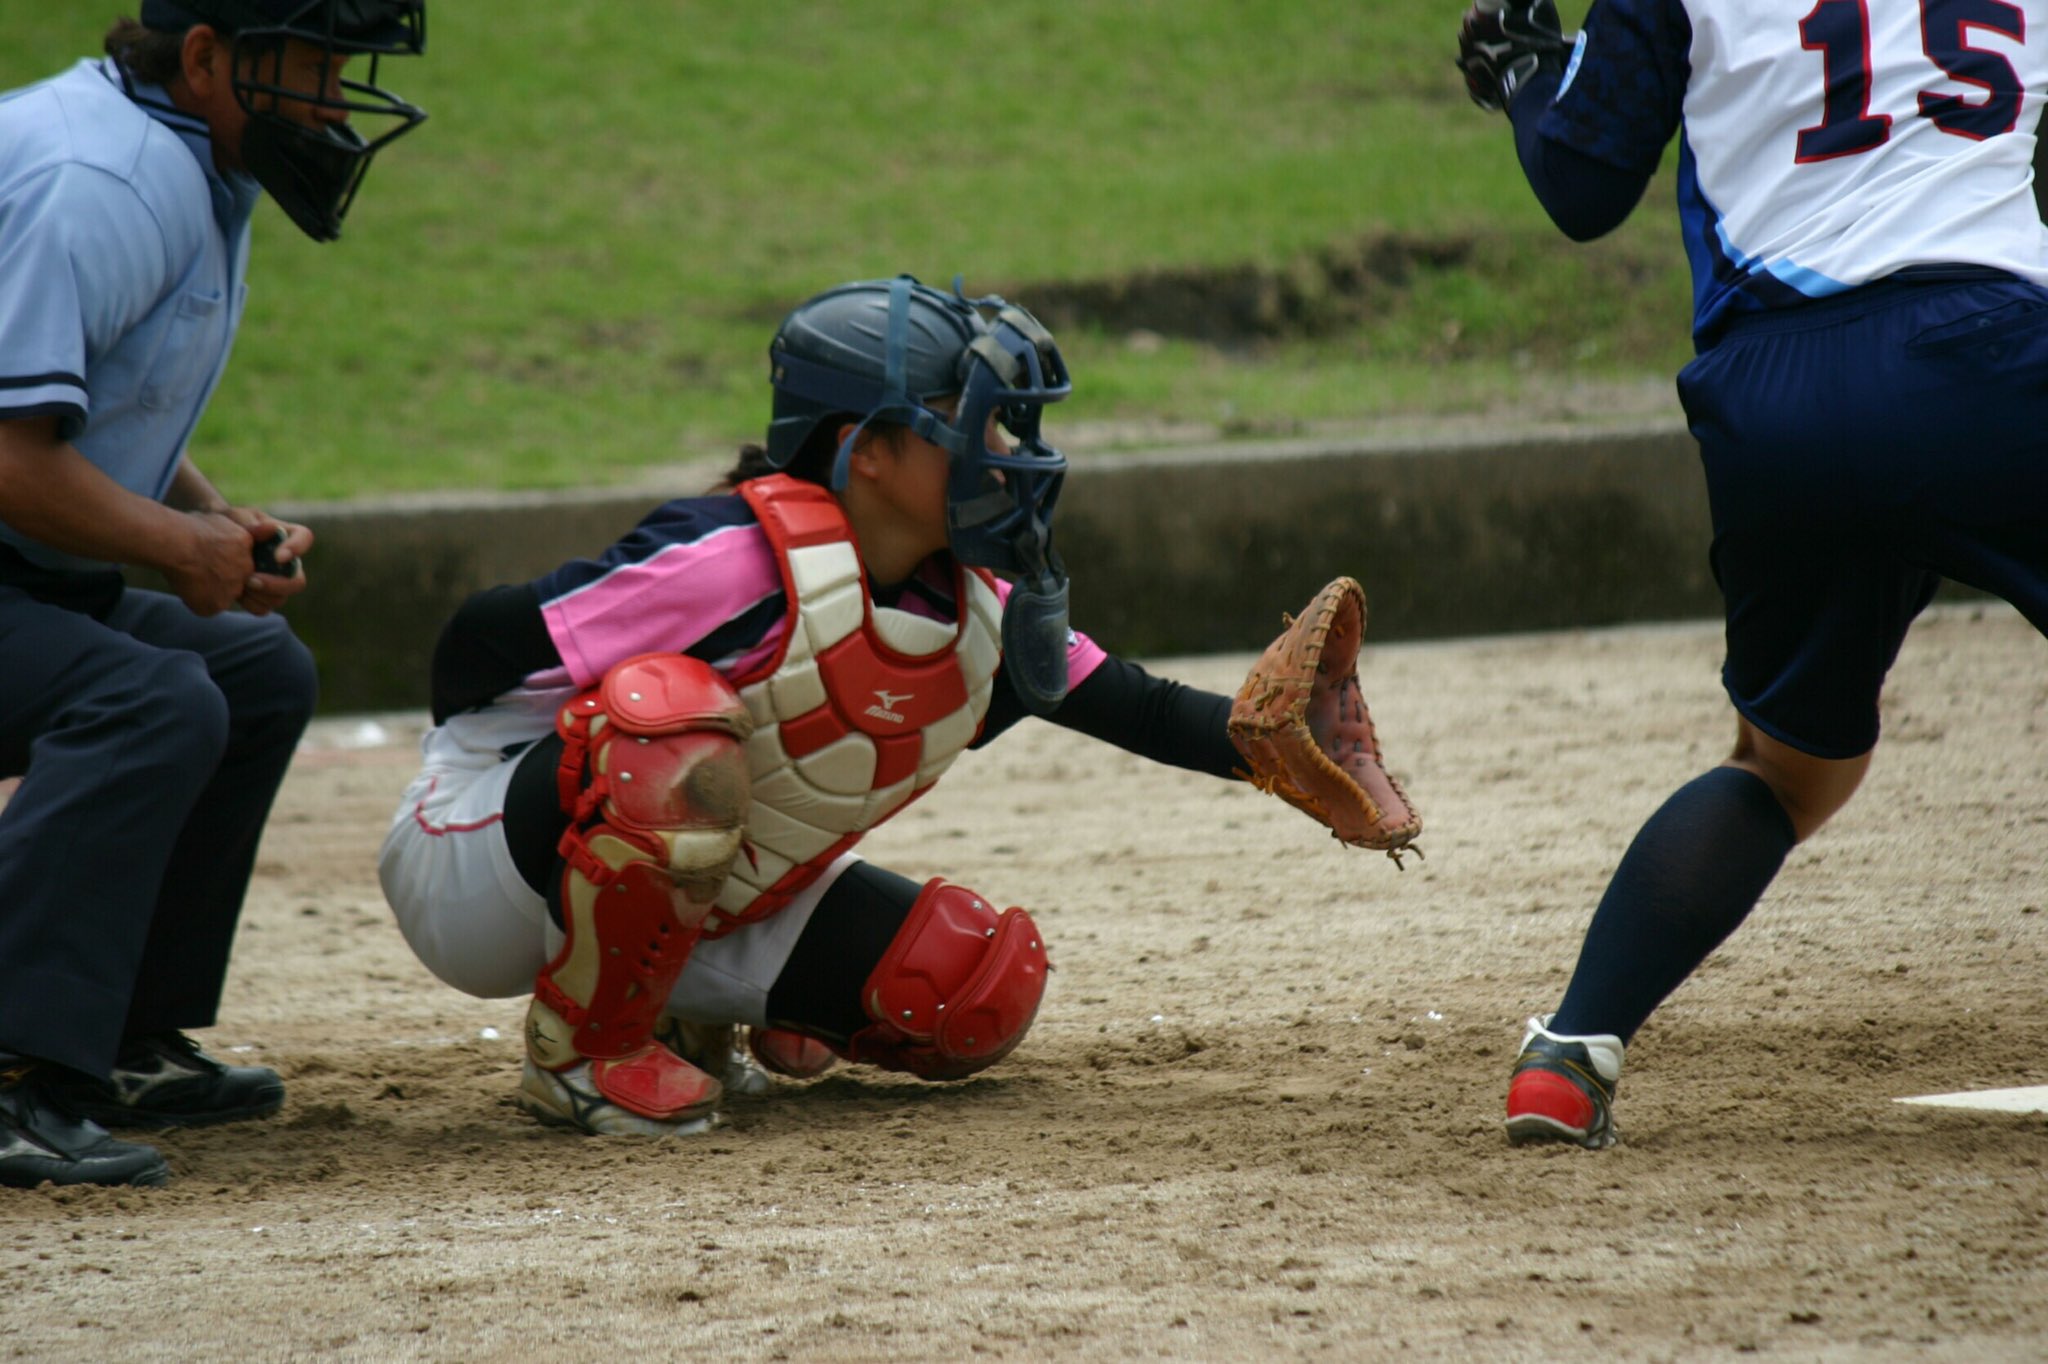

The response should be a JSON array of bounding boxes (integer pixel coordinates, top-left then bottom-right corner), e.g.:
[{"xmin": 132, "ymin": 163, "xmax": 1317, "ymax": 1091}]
[
  {"xmin": 137, "ymin": 0, "xmax": 427, "ymax": 242},
  {"xmin": 765, "ymin": 276, "xmax": 1076, "ymax": 714}
]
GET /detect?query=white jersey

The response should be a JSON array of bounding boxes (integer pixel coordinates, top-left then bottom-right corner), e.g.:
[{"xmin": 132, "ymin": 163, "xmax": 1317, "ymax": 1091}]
[{"xmin": 1547, "ymin": 0, "xmax": 2048, "ymax": 332}]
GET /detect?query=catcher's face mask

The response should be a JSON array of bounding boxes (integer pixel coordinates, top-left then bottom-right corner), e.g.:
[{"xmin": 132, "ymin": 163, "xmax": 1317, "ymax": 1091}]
[
  {"xmin": 142, "ymin": 0, "xmax": 428, "ymax": 242},
  {"xmin": 926, "ymin": 295, "xmax": 1072, "ymax": 717}
]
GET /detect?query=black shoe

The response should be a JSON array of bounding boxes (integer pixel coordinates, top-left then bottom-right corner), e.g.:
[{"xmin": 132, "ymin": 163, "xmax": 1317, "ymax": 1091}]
[
  {"xmin": 44, "ymin": 1032, "xmax": 285, "ymax": 1129},
  {"xmin": 0, "ymin": 1061, "xmax": 170, "ymax": 1188}
]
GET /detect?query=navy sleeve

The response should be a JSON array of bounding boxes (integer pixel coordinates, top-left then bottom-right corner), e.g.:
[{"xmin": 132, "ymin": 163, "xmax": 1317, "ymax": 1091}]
[
  {"xmin": 429, "ymin": 582, "xmax": 559, "ymax": 722},
  {"xmin": 529, "ymin": 493, "xmax": 757, "ymax": 602},
  {"xmin": 1509, "ymin": 71, "xmax": 1655, "ymax": 241},
  {"xmin": 1511, "ymin": 0, "xmax": 1690, "ymax": 237}
]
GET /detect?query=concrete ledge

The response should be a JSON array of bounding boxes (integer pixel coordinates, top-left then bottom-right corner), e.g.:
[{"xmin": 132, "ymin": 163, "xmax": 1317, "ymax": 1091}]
[
  {"xmin": 1050, "ymin": 421, "xmax": 1717, "ymax": 658},
  {"xmin": 203, "ymin": 421, "xmax": 1726, "ymax": 712}
]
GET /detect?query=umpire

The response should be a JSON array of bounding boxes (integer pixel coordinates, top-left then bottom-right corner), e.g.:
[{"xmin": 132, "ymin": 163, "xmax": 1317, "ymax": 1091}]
[{"xmin": 0, "ymin": 1, "xmax": 427, "ymax": 1187}]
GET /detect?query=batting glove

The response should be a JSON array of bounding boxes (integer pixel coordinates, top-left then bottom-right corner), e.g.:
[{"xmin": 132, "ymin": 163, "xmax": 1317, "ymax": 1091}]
[{"xmin": 1457, "ymin": 0, "xmax": 1574, "ymax": 114}]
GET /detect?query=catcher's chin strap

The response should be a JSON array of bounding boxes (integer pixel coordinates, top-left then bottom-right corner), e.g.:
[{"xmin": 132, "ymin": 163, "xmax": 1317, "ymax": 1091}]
[{"xmin": 526, "ymin": 653, "xmax": 754, "ymax": 1122}]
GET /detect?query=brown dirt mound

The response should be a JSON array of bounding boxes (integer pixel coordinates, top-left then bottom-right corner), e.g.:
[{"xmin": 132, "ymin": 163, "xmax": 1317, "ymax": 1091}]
[{"xmin": 4, "ymin": 606, "xmax": 2043, "ymax": 1361}]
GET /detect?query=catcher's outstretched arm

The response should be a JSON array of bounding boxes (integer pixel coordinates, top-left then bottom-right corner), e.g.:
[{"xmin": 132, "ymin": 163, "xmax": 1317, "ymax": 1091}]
[{"xmin": 976, "ymin": 653, "xmax": 1242, "ymax": 779}]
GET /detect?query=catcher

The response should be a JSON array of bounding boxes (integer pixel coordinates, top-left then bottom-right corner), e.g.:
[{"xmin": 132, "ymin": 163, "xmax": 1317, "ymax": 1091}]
[{"xmin": 377, "ymin": 275, "xmax": 1418, "ymax": 1137}]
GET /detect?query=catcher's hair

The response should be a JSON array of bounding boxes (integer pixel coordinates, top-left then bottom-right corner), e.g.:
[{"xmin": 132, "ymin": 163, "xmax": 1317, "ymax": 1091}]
[
  {"xmin": 709, "ymin": 415, "xmax": 903, "ymax": 494},
  {"xmin": 105, "ymin": 19, "xmax": 186, "ymax": 85}
]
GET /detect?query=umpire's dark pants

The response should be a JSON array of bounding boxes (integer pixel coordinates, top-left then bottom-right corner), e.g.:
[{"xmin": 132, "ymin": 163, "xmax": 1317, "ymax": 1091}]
[{"xmin": 0, "ymin": 567, "xmax": 317, "ymax": 1078}]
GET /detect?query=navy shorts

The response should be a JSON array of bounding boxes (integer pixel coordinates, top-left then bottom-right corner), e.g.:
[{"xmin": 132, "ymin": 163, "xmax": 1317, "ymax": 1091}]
[{"xmin": 1677, "ymin": 272, "xmax": 2048, "ymax": 759}]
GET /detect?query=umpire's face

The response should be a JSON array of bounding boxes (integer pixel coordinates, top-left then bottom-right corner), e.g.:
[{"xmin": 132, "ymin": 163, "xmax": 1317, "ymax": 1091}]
[{"xmin": 177, "ymin": 26, "xmax": 355, "ymax": 174}]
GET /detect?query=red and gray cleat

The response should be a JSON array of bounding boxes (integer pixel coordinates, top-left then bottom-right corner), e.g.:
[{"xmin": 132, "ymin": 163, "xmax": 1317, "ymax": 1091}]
[
  {"xmin": 655, "ymin": 1018, "xmax": 775, "ymax": 1097},
  {"xmin": 1504, "ymin": 1015, "xmax": 1624, "ymax": 1150},
  {"xmin": 516, "ymin": 1045, "xmax": 721, "ymax": 1138},
  {"xmin": 654, "ymin": 1019, "xmax": 839, "ymax": 1090},
  {"xmin": 747, "ymin": 1027, "xmax": 840, "ymax": 1080}
]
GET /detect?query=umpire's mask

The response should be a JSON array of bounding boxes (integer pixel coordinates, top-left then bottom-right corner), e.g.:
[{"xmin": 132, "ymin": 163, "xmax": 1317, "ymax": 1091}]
[{"xmin": 140, "ymin": 0, "xmax": 429, "ymax": 242}]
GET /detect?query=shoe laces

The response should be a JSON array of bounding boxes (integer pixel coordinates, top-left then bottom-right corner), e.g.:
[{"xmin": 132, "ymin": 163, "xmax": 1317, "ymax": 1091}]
[{"xmin": 118, "ymin": 1032, "xmax": 214, "ymax": 1073}]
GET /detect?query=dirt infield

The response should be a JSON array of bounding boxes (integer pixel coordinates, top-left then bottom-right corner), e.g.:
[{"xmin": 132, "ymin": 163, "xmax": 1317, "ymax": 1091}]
[{"xmin": 3, "ymin": 605, "xmax": 2044, "ymax": 1361}]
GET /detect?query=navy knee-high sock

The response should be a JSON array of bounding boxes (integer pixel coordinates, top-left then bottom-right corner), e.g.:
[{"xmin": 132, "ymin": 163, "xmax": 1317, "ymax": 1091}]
[{"xmin": 1549, "ymin": 766, "xmax": 1797, "ymax": 1044}]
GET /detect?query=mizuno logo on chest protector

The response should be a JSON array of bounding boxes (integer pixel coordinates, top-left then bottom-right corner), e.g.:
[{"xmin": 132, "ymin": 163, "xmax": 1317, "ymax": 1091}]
[{"xmin": 867, "ymin": 689, "xmax": 914, "ymax": 722}]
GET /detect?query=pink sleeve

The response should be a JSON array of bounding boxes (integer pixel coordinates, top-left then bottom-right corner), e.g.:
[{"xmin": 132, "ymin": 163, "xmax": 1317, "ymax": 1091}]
[{"xmin": 542, "ymin": 528, "xmax": 785, "ymax": 689}]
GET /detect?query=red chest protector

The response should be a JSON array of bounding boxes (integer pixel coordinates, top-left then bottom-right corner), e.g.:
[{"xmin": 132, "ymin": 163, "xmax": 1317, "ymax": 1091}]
[{"xmin": 704, "ymin": 475, "xmax": 1005, "ymax": 933}]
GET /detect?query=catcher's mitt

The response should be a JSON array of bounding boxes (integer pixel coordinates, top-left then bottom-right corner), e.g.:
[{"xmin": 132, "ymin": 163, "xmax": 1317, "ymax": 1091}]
[{"xmin": 1229, "ymin": 576, "xmax": 1421, "ymax": 865}]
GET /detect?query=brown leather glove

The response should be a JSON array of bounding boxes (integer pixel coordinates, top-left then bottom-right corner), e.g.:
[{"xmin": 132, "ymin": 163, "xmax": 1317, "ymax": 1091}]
[{"xmin": 1228, "ymin": 576, "xmax": 1422, "ymax": 866}]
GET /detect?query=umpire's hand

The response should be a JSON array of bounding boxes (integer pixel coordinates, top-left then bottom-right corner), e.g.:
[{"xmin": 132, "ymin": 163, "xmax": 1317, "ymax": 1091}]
[
  {"xmin": 168, "ymin": 509, "xmax": 311, "ymax": 617},
  {"xmin": 234, "ymin": 511, "xmax": 312, "ymax": 617}
]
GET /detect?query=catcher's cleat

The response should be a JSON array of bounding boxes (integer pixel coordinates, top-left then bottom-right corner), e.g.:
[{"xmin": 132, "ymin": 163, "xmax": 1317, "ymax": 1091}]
[
  {"xmin": 654, "ymin": 1018, "xmax": 775, "ymax": 1097},
  {"xmin": 748, "ymin": 1027, "xmax": 840, "ymax": 1080},
  {"xmin": 1504, "ymin": 1015, "xmax": 1624, "ymax": 1150},
  {"xmin": 0, "ymin": 1060, "xmax": 171, "ymax": 1188},
  {"xmin": 514, "ymin": 1053, "xmax": 719, "ymax": 1138},
  {"xmin": 42, "ymin": 1031, "xmax": 284, "ymax": 1129}
]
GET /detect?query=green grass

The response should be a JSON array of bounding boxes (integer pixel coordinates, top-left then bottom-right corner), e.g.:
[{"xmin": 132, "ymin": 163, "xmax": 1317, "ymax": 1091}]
[{"xmin": 3, "ymin": 3, "xmax": 1689, "ymax": 503}]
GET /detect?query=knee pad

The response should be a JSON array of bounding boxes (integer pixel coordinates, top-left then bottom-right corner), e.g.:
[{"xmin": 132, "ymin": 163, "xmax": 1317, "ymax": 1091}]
[
  {"xmin": 530, "ymin": 653, "xmax": 754, "ymax": 1070},
  {"xmin": 845, "ymin": 878, "xmax": 1048, "ymax": 1081},
  {"xmin": 554, "ymin": 651, "xmax": 754, "ymax": 897}
]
